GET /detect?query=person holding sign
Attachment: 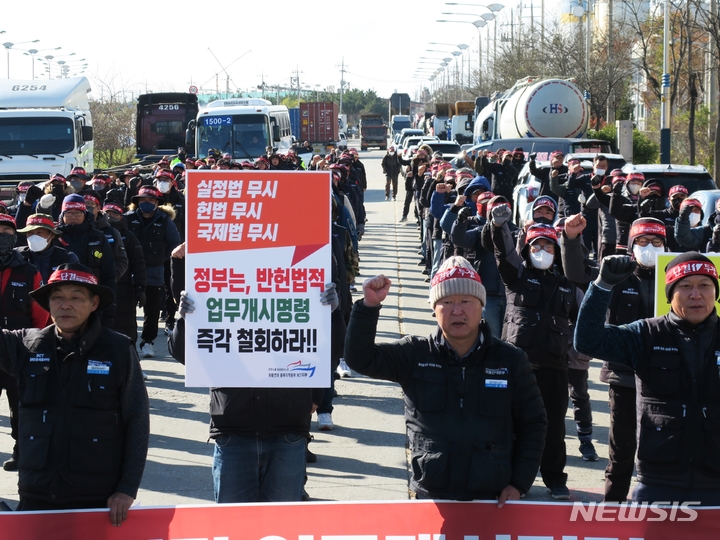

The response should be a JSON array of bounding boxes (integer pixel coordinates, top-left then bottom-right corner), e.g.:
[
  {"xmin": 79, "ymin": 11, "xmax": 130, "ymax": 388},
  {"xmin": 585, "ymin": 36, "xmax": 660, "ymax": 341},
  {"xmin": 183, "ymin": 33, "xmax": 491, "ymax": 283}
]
[
  {"xmin": 344, "ymin": 257, "xmax": 547, "ymax": 505},
  {"xmin": 169, "ymin": 282, "xmax": 339, "ymax": 503},
  {"xmin": 575, "ymin": 252, "xmax": 720, "ymax": 505}
]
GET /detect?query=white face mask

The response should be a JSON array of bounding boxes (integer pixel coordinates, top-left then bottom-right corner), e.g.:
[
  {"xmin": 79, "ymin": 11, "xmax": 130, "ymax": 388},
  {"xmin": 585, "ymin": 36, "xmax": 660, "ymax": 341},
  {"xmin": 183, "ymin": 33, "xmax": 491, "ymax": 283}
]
[
  {"xmin": 689, "ymin": 213, "xmax": 702, "ymax": 227},
  {"xmin": 157, "ymin": 181, "xmax": 172, "ymax": 194},
  {"xmin": 529, "ymin": 250, "xmax": 554, "ymax": 270},
  {"xmin": 627, "ymin": 183, "xmax": 640, "ymax": 195},
  {"xmin": 594, "ymin": 168, "xmax": 606, "ymax": 176},
  {"xmin": 633, "ymin": 244, "xmax": 663, "ymax": 268},
  {"xmin": 27, "ymin": 234, "xmax": 49, "ymax": 253},
  {"xmin": 389, "ymin": 151, "xmax": 395, "ymax": 156}
]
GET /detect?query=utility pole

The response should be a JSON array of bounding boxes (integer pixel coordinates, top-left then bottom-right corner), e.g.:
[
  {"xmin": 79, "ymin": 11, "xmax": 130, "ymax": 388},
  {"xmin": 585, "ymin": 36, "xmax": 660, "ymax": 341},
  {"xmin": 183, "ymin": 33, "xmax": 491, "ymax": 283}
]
[
  {"xmin": 707, "ymin": 0, "xmax": 717, "ymax": 140},
  {"xmin": 606, "ymin": 0, "xmax": 615, "ymax": 124},
  {"xmin": 339, "ymin": 58, "xmax": 347, "ymax": 116},
  {"xmin": 660, "ymin": 0, "xmax": 671, "ymax": 164}
]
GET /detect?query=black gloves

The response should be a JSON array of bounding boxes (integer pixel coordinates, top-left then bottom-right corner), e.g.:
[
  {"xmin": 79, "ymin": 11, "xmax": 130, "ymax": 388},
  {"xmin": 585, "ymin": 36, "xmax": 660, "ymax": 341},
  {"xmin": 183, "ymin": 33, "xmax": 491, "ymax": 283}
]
[
  {"xmin": 679, "ymin": 203, "xmax": 694, "ymax": 222},
  {"xmin": 457, "ymin": 207, "xmax": 472, "ymax": 223},
  {"xmin": 24, "ymin": 185, "xmax": 43, "ymax": 205},
  {"xmin": 136, "ymin": 288, "xmax": 146, "ymax": 308},
  {"xmin": 596, "ymin": 255, "xmax": 636, "ymax": 289},
  {"xmin": 529, "ymin": 153, "xmax": 537, "ymax": 161}
]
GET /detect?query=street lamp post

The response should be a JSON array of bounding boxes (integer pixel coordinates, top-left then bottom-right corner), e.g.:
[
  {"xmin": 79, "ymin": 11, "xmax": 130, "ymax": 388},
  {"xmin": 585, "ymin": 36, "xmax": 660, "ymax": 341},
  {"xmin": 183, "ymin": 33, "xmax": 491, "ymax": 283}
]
[
  {"xmin": 24, "ymin": 46, "xmax": 61, "ymax": 79},
  {"xmin": 3, "ymin": 39, "xmax": 40, "ymax": 78},
  {"xmin": 444, "ymin": 3, "xmax": 505, "ymax": 71}
]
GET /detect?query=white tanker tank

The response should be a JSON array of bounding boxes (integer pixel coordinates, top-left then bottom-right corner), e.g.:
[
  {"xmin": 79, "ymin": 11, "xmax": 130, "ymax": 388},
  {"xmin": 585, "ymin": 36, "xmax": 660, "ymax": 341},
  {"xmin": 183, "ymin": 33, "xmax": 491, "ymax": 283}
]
[{"xmin": 474, "ymin": 77, "xmax": 590, "ymax": 143}]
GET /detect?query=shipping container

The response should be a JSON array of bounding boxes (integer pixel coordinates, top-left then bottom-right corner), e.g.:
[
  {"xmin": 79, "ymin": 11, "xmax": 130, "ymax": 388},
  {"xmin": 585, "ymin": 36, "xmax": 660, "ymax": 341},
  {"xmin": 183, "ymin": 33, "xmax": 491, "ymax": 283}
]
[
  {"xmin": 299, "ymin": 102, "xmax": 339, "ymax": 145},
  {"xmin": 289, "ymin": 107, "xmax": 300, "ymax": 141}
]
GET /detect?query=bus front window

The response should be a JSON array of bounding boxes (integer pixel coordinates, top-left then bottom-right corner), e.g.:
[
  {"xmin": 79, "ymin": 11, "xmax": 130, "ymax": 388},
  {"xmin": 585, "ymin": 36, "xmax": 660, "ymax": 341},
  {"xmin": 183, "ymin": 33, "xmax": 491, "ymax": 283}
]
[
  {"xmin": 198, "ymin": 116, "xmax": 233, "ymax": 158},
  {"xmin": 198, "ymin": 114, "xmax": 270, "ymax": 160},
  {"xmin": 231, "ymin": 114, "xmax": 270, "ymax": 159}
]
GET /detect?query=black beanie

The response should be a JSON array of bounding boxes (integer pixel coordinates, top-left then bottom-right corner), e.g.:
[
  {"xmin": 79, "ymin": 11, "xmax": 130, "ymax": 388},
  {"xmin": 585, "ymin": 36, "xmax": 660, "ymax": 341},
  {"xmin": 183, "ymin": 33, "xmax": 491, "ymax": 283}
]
[{"xmin": 664, "ymin": 251, "xmax": 719, "ymax": 301}]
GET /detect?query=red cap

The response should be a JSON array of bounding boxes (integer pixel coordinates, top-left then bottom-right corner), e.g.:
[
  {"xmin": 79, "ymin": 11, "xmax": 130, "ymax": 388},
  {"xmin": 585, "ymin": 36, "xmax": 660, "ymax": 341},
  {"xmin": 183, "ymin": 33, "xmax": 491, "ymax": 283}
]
[
  {"xmin": 681, "ymin": 198, "xmax": 703, "ymax": 211},
  {"xmin": 526, "ymin": 223, "xmax": 558, "ymax": 245},
  {"xmin": 103, "ymin": 202, "xmax": 124, "ymax": 214},
  {"xmin": 0, "ymin": 214, "xmax": 16, "ymax": 230},
  {"xmin": 669, "ymin": 185, "xmax": 689, "ymax": 197}
]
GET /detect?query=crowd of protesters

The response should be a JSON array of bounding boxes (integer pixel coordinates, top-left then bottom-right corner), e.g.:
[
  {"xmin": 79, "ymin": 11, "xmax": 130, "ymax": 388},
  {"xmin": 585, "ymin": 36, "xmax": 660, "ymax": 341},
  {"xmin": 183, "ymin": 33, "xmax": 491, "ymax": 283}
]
[
  {"xmin": 2, "ymin": 135, "xmax": 720, "ymax": 520},
  {"xmin": 386, "ymin": 142, "xmax": 720, "ymax": 504}
]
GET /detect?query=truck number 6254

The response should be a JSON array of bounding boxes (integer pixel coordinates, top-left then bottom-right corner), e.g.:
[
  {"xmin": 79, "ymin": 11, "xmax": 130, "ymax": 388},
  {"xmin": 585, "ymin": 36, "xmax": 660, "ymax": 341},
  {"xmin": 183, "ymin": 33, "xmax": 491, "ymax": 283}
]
[{"xmin": 11, "ymin": 85, "xmax": 47, "ymax": 91}]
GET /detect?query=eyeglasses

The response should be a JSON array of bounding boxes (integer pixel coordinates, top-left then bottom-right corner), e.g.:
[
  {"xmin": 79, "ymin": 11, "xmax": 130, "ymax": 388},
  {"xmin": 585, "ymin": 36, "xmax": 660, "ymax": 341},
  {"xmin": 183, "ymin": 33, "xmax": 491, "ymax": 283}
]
[
  {"xmin": 635, "ymin": 237, "xmax": 665, "ymax": 247},
  {"xmin": 529, "ymin": 243, "xmax": 555, "ymax": 253}
]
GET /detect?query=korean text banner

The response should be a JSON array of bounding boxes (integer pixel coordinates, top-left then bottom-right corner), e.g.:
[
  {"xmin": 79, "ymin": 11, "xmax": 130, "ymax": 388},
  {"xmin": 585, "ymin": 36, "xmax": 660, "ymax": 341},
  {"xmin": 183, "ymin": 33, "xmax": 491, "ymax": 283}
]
[
  {"xmin": 654, "ymin": 252, "xmax": 720, "ymax": 317},
  {"xmin": 1, "ymin": 500, "xmax": 719, "ymax": 540},
  {"xmin": 185, "ymin": 170, "xmax": 331, "ymax": 388}
]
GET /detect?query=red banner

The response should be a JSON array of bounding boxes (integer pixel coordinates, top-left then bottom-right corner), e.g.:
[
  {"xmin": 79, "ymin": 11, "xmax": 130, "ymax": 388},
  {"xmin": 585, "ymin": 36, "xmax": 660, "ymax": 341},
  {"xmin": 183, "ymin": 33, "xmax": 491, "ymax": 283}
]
[{"xmin": 1, "ymin": 500, "xmax": 720, "ymax": 540}]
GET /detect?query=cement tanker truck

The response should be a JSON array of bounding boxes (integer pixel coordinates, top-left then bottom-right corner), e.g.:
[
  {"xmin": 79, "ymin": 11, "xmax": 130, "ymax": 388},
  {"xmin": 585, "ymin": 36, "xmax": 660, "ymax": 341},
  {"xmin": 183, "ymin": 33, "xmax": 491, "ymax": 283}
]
[{"xmin": 474, "ymin": 77, "xmax": 589, "ymax": 144}]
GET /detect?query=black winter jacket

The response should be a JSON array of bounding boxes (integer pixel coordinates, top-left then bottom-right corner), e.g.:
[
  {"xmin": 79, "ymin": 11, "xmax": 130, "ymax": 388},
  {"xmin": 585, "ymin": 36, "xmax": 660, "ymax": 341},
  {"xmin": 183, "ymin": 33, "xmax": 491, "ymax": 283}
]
[{"xmin": 344, "ymin": 301, "xmax": 547, "ymax": 499}]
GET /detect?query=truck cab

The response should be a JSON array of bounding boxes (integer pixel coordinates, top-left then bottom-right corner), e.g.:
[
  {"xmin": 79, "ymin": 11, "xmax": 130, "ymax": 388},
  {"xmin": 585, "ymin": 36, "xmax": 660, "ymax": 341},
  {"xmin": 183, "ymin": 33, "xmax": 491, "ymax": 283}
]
[{"xmin": 0, "ymin": 77, "xmax": 93, "ymax": 190}]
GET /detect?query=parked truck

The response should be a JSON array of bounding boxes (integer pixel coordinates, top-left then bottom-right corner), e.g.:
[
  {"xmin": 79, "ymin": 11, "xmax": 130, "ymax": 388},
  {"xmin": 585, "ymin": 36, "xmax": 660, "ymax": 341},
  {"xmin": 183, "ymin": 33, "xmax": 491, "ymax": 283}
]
[
  {"xmin": 135, "ymin": 92, "xmax": 199, "ymax": 159},
  {"xmin": 338, "ymin": 113, "xmax": 348, "ymax": 136},
  {"xmin": 0, "ymin": 77, "xmax": 93, "ymax": 196},
  {"xmin": 433, "ymin": 103, "xmax": 454, "ymax": 141},
  {"xmin": 449, "ymin": 101, "xmax": 476, "ymax": 145},
  {"xmin": 360, "ymin": 114, "xmax": 387, "ymax": 151},
  {"xmin": 300, "ymin": 102, "xmax": 339, "ymax": 154},
  {"xmin": 389, "ymin": 92, "xmax": 412, "ymax": 137},
  {"xmin": 474, "ymin": 77, "xmax": 590, "ymax": 144}
]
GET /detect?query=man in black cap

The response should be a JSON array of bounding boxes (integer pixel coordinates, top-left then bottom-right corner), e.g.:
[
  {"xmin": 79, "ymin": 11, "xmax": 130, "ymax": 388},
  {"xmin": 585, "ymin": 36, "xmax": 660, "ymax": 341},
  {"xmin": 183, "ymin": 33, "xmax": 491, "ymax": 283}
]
[
  {"xmin": 576, "ymin": 252, "xmax": 720, "ymax": 505},
  {"xmin": 125, "ymin": 186, "xmax": 180, "ymax": 358},
  {"xmin": 0, "ymin": 263, "xmax": 149, "ymax": 525}
]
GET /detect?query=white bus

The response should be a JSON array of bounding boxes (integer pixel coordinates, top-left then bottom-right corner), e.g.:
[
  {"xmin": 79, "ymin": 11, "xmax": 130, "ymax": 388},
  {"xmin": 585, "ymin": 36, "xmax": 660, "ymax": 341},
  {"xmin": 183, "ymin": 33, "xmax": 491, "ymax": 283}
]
[{"xmin": 188, "ymin": 98, "xmax": 292, "ymax": 161}]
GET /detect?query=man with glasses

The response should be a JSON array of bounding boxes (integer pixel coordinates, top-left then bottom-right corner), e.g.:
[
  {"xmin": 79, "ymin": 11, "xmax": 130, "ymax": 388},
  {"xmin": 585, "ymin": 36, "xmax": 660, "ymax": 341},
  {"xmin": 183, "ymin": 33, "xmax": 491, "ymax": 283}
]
[{"xmin": 490, "ymin": 203, "xmax": 581, "ymax": 501}]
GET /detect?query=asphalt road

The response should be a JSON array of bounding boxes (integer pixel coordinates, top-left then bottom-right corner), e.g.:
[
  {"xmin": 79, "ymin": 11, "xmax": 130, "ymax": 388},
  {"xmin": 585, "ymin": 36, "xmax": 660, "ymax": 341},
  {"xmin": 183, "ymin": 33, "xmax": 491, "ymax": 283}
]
[{"xmin": 0, "ymin": 143, "xmax": 613, "ymax": 509}]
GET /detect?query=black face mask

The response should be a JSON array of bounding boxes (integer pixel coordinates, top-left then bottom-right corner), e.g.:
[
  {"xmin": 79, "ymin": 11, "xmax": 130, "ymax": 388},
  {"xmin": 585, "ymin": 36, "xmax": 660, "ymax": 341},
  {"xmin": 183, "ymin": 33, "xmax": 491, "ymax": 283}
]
[
  {"xmin": 0, "ymin": 232, "xmax": 16, "ymax": 267},
  {"xmin": 534, "ymin": 216, "xmax": 554, "ymax": 226},
  {"xmin": 671, "ymin": 199, "xmax": 683, "ymax": 211},
  {"xmin": 51, "ymin": 184, "xmax": 65, "ymax": 196}
]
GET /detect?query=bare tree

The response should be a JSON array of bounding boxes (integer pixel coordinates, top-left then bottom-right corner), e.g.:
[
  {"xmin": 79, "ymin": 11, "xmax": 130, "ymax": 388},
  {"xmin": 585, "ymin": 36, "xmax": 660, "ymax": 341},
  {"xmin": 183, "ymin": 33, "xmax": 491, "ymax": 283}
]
[{"xmin": 88, "ymin": 71, "xmax": 136, "ymax": 169}]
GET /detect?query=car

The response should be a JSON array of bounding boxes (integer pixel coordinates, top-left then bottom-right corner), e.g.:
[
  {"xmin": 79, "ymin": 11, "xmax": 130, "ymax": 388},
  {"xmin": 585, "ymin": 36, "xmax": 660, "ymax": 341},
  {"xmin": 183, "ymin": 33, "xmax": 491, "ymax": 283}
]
[
  {"xmin": 400, "ymin": 136, "xmax": 439, "ymax": 160},
  {"xmin": 452, "ymin": 137, "xmax": 614, "ymax": 169},
  {"xmin": 397, "ymin": 128, "xmax": 425, "ymax": 149},
  {"xmin": 424, "ymin": 141, "xmax": 463, "ymax": 162},
  {"xmin": 681, "ymin": 189, "xmax": 720, "ymax": 226},
  {"xmin": 564, "ymin": 152, "xmax": 627, "ymax": 174},
  {"xmin": 337, "ymin": 132, "xmax": 348, "ymax": 150},
  {"xmin": 511, "ymin": 159, "xmax": 600, "ymax": 225},
  {"xmin": 620, "ymin": 163, "xmax": 716, "ymax": 198}
]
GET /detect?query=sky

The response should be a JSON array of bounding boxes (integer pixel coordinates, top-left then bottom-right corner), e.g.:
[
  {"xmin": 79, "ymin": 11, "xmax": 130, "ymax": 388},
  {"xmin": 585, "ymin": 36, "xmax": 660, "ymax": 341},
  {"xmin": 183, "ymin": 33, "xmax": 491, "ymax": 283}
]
[{"xmin": 1, "ymin": 0, "xmax": 569, "ymax": 102}]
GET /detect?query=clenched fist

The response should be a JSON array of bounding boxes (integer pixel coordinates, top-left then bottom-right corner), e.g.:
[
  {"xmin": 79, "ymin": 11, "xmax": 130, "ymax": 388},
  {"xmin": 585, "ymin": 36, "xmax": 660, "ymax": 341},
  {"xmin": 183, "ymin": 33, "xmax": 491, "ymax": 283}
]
[{"xmin": 363, "ymin": 275, "xmax": 392, "ymax": 308}]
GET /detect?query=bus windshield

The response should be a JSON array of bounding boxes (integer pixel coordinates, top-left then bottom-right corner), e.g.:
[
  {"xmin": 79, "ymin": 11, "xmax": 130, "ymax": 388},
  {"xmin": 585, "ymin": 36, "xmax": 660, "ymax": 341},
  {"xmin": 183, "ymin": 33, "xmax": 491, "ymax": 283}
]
[
  {"xmin": 198, "ymin": 113, "xmax": 270, "ymax": 159},
  {"xmin": 0, "ymin": 117, "xmax": 74, "ymax": 155}
]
